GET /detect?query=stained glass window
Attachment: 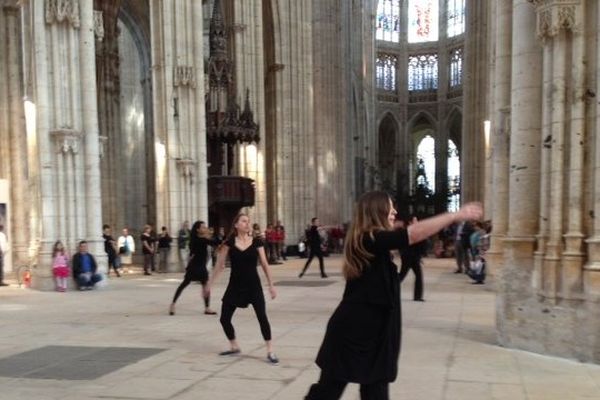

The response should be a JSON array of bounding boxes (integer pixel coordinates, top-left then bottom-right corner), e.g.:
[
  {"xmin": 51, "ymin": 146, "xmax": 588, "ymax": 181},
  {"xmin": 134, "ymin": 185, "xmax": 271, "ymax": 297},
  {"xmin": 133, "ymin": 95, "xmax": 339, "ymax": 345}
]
[
  {"xmin": 417, "ymin": 135, "xmax": 436, "ymax": 192},
  {"xmin": 449, "ymin": 48, "xmax": 463, "ymax": 88},
  {"xmin": 447, "ymin": 140, "xmax": 460, "ymax": 211},
  {"xmin": 376, "ymin": 0, "xmax": 401, "ymax": 42},
  {"xmin": 376, "ymin": 53, "xmax": 397, "ymax": 91},
  {"xmin": 447, "ymin": 0, "xmax": 465, "ymax": 37},
  {"xmin": 408, "ymin": 54, "xmax": 438, "ymax": 91},
  {"xmin": 408, "ymin": 0, "xmax": 438, "ymax": 43}
]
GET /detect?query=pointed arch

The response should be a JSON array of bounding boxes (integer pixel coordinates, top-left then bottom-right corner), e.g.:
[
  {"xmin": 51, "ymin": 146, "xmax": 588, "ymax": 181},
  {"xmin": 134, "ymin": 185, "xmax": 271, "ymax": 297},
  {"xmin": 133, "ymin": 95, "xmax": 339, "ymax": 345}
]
[
  {"xmin": 446, "ymin": 107, "xmax": 462, "ymax": 151},
  {"xmin": 407, "ymin": 110, "xmax": 438, "ymax": 133}
]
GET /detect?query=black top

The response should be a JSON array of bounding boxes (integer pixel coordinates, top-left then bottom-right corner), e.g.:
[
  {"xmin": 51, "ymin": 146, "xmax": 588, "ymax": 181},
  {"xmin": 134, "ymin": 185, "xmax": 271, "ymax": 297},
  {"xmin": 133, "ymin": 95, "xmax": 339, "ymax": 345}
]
[
  {"xmin": 184, "ymin": 235, "xmax": 217, "ymax": 282},
  {"xmin": 103, "ymin": 233, "xmax": 116, "ymax": 256},
  {"xmin": 141, "ymin": 233, "xmax": 154, "ymax": 255},
  {"xmin": 158, "ymin": 233, "xmax": 172, "ymax": 249},
  {"xmin": 315, "ymin": 228, "xmax": 409, "ymax": 384},
  {"xmin": 222, "ymin": 236, "xmax": 265, "ymax": 308},
  {"xmin": 307, "ymin": 226, "xmax": 322, "ymax": 248}
]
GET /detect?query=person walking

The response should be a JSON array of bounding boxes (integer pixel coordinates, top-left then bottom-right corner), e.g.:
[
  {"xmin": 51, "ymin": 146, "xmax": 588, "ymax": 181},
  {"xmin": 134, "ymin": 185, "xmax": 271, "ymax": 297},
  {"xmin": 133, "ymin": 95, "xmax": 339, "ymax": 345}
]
[
  {"xmin": 398, "ymin": 216, "xmax": 427, "ymax": 302},
  {"xmin": 169, "ymin": 221, "xmax": 218, "ymax": 315},
  {"xmin": 206, "ymin": 213, "xmax": 279, "ymax": 364},
  {"xmin": 299, "ymin": 217, "xmax": 327, "ymax": 278},
  {"xmin": 304, "ymin": 191, "xmax": 482, "ymax": 399}
]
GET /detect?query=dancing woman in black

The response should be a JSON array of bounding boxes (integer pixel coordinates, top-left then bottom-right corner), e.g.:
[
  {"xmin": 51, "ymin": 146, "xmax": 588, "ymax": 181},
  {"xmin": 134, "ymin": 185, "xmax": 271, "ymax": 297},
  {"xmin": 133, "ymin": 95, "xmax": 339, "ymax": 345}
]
[
  {"xmin": 169, "ymin": 221, "xmax": 218, "ymax": 316},
  {"xmin": 305, "ymin": 191, "xmax": 482, "ymax": 400},
  {"xmin": 206, "ymin": 213, "xmax": 279, "ymax": 364}
]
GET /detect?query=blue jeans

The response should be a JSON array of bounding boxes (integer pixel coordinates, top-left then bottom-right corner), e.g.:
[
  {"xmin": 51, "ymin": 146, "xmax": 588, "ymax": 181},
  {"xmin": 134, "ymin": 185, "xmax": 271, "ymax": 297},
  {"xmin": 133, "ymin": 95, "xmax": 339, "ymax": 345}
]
[{"xmin": 77, "ymin": 272, "xmax": 102, "ymax": 288}]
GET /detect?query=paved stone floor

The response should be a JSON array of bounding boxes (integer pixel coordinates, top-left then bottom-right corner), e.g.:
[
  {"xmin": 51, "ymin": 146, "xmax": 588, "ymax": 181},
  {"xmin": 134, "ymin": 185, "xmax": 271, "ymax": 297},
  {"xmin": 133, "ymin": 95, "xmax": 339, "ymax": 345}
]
[{"xmin": 1, "ymin": 256, "xmax": 600, "ymax": 400}]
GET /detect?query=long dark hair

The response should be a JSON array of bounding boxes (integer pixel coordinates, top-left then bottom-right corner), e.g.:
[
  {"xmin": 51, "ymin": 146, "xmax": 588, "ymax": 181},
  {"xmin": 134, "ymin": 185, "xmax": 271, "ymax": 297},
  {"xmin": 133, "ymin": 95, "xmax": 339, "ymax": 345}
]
[
  {"xmin": 343, "ymin": 191, "xmax": 394, "ymax": 280},
  {"xmin": 218, "ymin": 213, "xmax": 248, "ymax": 252},
  {"xmin": 52, "ymin": 240, "xmax": 65, "ymax": 258}
]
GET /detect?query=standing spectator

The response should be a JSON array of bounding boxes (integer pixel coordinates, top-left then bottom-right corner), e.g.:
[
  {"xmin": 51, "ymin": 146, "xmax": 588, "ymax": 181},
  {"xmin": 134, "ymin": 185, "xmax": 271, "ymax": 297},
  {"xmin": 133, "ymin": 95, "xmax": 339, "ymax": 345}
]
[
  {"xmin": 206, "ymin": 213, "xmax": 279, "ymax": 364},
  {"xmin": 117, "ymin": 228, "xmax": 135, "ymax": 266},
  {"xmin": 0, "ymin": 224, "xmax": 7, "ymax": 286},
  {"xmin": 398, "ymin": 216, "xmax": 427, "ymax": 302},
  {"xmin": 103, "ymin": 224, "xmax": 121, "ymax": 277},
  {"xmin": 177, "ymin": 221, "xmax": 191, "ymax": 270},
  {"xmin": 51, "ymin": 240, "xmax": 70, "ymax": 292},
  {"xmin": 275, "ymin": 220, "xmax": 287, "ymax": 261},
  {"xmin": 304, "ymin": 191, "xmax": 482, "ymax": 399},
  {"xmin": 265, "ymin": 223, "xmax": 277, "ymax": 264},
  {"xmin": 141, "ymin": 224, "xmax": 155, "ymax": 276},
  {"xmin": 157, "ymin": 226, "xmax": 172, "ymax": 273},
  {"xmin": 72, "ymin": 241, "xmax": 103, "ymax": 290},
  {"xmin": 252, "ymin": 223, "xmax": 264, "ymax": 240},
  {"xmin": 299, "ymin": 217, "xmax": 327, "ymax": 278}
]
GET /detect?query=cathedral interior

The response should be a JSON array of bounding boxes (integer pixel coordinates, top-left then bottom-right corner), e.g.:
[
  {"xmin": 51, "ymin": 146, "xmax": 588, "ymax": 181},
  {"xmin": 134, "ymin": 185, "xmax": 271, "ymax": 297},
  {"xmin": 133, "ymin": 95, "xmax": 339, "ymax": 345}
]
[{"xmin": 2, "ymin": 0, "xmax": 600, "ymax": 366}]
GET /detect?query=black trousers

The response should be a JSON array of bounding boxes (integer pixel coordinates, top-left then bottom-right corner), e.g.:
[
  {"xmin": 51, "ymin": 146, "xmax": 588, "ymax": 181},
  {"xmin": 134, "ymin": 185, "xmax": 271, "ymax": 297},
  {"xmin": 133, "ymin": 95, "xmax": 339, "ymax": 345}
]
[
  {"xmin": 107, "ymin": 253, "xmax": 120, "ymax": 275},
  {"xmin": 172, "ymin": 277, "xmax": 210, "ymax": 307},
  {"xmin": 305, "ymin": 372, "xmax": 389, "ymax": 400},
  {"xmin": 301, "ymin": 249, "xmax": 325, "ymax": 276},
  {"xmin": 399, "ymin": 261, "xmax": 423, "ymax": 300},
  {"xmin": 220, "ymin": 300, "xmax": 272, "ymax": 341}
]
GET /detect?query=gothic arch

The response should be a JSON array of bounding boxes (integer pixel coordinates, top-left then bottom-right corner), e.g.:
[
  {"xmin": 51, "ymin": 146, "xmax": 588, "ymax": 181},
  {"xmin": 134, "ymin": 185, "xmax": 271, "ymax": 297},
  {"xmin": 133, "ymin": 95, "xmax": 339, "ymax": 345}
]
[
  {"xmin": 407, "ymin": 110, "xmax": 438, "ymax": 133},
  {"xmin": 446, "ymin": 107, "xmax": 462, "ymax": 152}
]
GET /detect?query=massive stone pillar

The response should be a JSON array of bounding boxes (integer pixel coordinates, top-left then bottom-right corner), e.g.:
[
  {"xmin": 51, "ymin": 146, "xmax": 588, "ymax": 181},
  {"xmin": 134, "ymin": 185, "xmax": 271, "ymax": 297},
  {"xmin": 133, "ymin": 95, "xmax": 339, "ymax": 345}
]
[
  {"xmin": 150, "ymin": 0, "xmax": 208, "ymax": 262},
  {"xmin": 267, "ymin": 0, "xmax": 315, "ymax": 243},
  {"xmin": 487, "ymin": 0, "xmax": 513, "ymax": 277},
  {"xmin": 23, "ymin": 0, "xmax": 104, "ymax": 289},
  {"xmin": 1, "ymin": 4, "xmax": 29, "ymax": 270},
  {"xmin": 231, "ymin": 0, "xmax": 267, "ymax": 226}
]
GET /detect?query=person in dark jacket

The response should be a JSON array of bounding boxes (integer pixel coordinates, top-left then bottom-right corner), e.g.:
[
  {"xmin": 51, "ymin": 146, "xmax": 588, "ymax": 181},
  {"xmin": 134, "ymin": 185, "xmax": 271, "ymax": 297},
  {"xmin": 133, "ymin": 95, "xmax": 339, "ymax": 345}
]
[
  {"xmin": 305, "ymin": 191, "xmax": 482, "ymax": 400},
  {"xmin": 398, "ymin": 216, "xmax": 428, "ymax": 302},
  {"xmin": 299, "ymin": 217, "xmax": 327, "ymax": 278},
  {"xmin": 72, "ymin": 241, "xmax": 103, "ymax": 290}
]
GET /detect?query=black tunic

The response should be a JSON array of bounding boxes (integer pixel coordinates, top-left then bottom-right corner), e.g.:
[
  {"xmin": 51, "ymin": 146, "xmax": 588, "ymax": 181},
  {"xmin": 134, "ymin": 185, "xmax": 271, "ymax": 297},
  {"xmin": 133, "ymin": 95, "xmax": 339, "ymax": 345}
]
[
  {"xmin": 315, "ymin": 229, "xmax": 409, "ymax": 384},
  {"xmin": 185, "ymin": 235, "xmax": 216, "ymax": 283},
  {"xmin": 222, "ymin": 237, "xmax": 265, "ymax": 308}
]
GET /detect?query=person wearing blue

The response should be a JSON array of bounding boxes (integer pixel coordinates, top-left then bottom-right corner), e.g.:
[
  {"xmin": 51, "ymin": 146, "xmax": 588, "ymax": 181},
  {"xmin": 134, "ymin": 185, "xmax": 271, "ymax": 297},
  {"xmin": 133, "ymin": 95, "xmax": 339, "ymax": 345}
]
[{"xmin": 72, "ymin": 241, "xmax": 103, "ymax": 290}]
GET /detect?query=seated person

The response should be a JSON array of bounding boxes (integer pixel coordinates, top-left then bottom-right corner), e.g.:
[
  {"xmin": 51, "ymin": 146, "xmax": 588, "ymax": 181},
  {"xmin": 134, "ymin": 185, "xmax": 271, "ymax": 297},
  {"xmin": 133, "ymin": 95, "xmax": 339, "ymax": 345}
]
[{"xmin": 72, "ymin": 241, "xmax": 103, "ymax": 290}]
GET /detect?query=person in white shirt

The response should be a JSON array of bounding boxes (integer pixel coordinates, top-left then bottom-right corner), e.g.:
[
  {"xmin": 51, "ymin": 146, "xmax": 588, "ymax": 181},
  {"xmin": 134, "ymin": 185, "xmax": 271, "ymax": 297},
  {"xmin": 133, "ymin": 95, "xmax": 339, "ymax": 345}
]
[
  {"xmin": 0, "ymin": 225, "xmax": 8, "ymax": 286},
  {"xmin": 117, "ymin": 227, "xmax": 136, "ymax": 266}
]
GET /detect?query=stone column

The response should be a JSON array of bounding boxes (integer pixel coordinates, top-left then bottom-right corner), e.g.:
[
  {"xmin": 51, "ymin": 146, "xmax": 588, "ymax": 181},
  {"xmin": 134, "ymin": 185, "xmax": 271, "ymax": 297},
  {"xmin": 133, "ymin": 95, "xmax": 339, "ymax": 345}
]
[
  {"xmin": 487, "ymin": 0, "xmax": 512, "ymax": 277},
  {"xmin": 585, "ymin": 0, "xmax": 600, "ymax": 294},
  {"xmin": 232, "ymin": 0, "xmax": 267, "ymax": 226},
  {"xmin": 501, "ymin": 0, "xmax": 542, "ymax": 296},
  {"xmin": 150, "ymin": 0, "xmax": 207, "ymax": 270},
  {"xmin": 4, "ymin": 5, "xmax": 29, "ymax": 269}
]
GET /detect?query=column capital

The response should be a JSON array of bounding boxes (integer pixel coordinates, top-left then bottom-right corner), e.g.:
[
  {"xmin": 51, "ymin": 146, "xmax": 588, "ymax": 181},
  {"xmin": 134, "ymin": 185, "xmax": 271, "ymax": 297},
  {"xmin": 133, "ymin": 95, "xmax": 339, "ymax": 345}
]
[
  {"xmin": 528, "ymin": 0, "xmax": 583, "ymax": 42},
  {"xmin": 176, "ymin": 158, "xmax": 197, "ymax": 177},
  {"xmin": 49, "ymin": 128, "xmax": 83, "ymax": 154},
  {"xmin": 45, "ymin": 0, "xmax": 80, "ymax": 29},
  {"xmin": 173, "ymin": 66, "xmax": 197, "ymax": 89}
]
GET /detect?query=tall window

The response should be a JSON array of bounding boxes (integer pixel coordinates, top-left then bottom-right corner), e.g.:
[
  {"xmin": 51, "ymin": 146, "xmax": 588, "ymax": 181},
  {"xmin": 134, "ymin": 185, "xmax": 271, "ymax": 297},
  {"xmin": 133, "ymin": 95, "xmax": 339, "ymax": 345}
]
[
  {"xmin": 376, "ymin": 54, "xmax": 397, "ymax": 91},
  {"xmin": 449, "ymin": 48, "xmax": 463, "ymax": 88},
  {"xmin": 447, "ymin": 0, "xmax": 465, "ymax": 37},
  {"xmin": 408, "ymin": 0, "xmax": 438, "ymax": 43},
  {"xmin": 416, "ymin": 135, "xmax": 436, "ymax": 192},
  {"xmin": 447, "ymin": 140, "xmax": 460, "ymax": 211},
  {"xmin": 408, "ymin": 54, "xmax": 438, "ymax": 91},
  {"xmin": 376, "ymin": 0, "xmax": 401, "ymax": 42}
]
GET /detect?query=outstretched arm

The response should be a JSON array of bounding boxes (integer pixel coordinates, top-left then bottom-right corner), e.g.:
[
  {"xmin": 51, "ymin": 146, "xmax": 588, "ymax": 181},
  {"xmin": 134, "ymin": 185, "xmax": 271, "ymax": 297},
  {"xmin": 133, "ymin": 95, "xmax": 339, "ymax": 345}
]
[
  {"xmin": 408, "ymin": 202, "xmax": 483, "ymax": 245},
  {"xmin": 258, "ymin": 247, "xmax": 277, "ymax": 300}
]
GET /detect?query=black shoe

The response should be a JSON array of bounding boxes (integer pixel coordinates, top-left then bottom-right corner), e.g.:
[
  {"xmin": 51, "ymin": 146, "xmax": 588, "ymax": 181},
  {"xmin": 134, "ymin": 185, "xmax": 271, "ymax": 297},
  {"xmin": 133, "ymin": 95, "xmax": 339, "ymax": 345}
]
[
  {"xmin": 414, "ymin": 298, "xmax": 425, "ymax": 302},
  {"xmin": 0, "ymin": 283, "xmax": 8, "ymax": 287},
  {"xmin": 454, "ymin": 269, "xmax": 462, "ymax": 274},
  {"xmin": 298, "ymin": 272, "xmax": 304, "ymax": 278},
  {"xmin": 144, "ymin": 272, "xmax": 152, "ymax": 276},
  {"xmin": 219, "ymin": 349, "xmax": 241, "ymax": 356},
  {"xmin": 321, "ymin": 274, "xmax": 328, "ymax": 278}
]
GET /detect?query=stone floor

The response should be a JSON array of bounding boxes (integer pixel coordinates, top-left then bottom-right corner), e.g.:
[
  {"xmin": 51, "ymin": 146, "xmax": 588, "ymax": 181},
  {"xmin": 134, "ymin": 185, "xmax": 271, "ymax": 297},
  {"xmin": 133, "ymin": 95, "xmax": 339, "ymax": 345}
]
[{"xmin": 1, "ymin": 256, "xmax": 600, "ymax": 400}]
